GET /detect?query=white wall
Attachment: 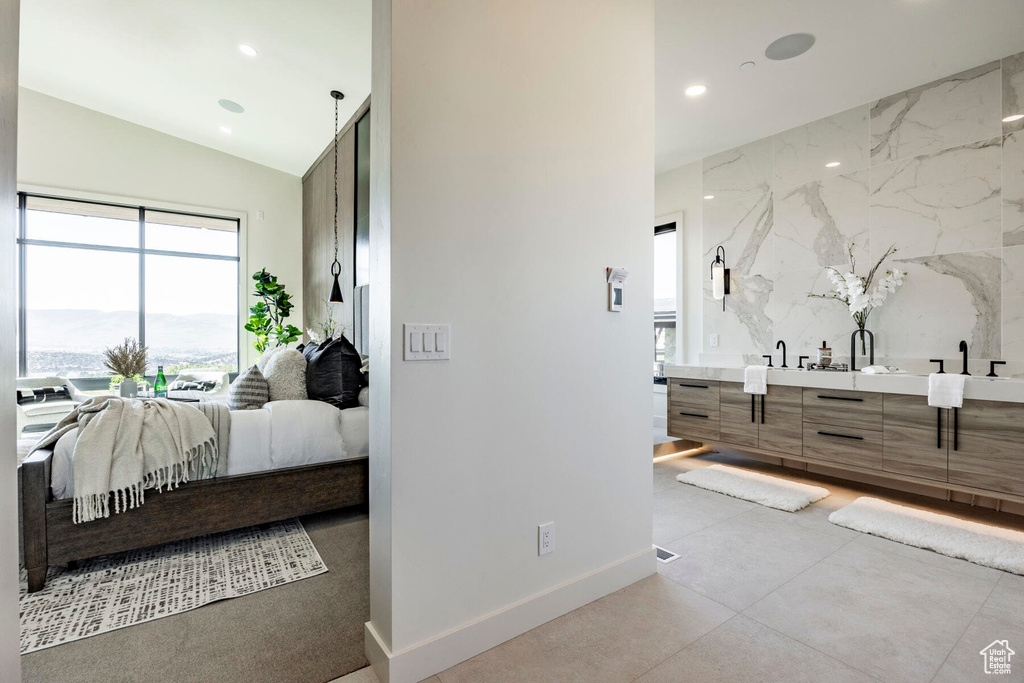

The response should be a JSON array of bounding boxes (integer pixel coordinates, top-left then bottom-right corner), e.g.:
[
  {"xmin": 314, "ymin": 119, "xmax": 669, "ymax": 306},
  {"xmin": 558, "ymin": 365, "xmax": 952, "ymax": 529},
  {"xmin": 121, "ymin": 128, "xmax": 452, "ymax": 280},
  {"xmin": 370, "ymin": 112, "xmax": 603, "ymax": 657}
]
[
  {"xmin": 17, "ymin": 88, "xmax": 304, "ymax": 368},
  {"xmin": 0, "ymin": 0, "xmax": 22, "ymax": 679},
  {"xmin": 369, "ymin": 1, "xmax": 655, "ymax": 680},
  {"xmin": 655, "ymin": 161, "xmax": 703, "ymax": 365}
]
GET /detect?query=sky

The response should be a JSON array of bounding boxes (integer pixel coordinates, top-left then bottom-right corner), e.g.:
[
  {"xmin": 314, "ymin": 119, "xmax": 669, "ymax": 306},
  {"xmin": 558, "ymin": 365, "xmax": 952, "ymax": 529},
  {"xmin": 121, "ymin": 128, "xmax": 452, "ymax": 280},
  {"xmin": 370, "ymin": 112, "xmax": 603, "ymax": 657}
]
[
  {"xmin": 25, "ymin": 210, "xmax": 238, "ymax": 316},
  {"xmin": 654, "ymin": 230, "xmax": 676, "ymax": 302}
]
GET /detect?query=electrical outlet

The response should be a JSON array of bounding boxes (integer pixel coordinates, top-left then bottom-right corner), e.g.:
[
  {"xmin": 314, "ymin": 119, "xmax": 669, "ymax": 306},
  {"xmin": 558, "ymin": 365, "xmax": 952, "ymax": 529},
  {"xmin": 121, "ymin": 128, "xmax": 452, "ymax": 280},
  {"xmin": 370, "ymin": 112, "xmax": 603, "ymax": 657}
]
[
  {"xmin": 710, "ymin": 333, "xmax": 720, "ymax": 348},
  {"xmin": 538, "ymin": 523, "xmax": 554, "ymax": 556}
]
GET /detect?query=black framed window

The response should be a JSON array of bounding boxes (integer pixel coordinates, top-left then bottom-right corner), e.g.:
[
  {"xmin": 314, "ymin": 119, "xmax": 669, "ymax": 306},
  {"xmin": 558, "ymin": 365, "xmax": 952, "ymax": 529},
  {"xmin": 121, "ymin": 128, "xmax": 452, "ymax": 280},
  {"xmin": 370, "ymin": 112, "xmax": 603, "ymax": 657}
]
[
  {"xmin": 16, "ymin": 193, "xmax": 241, "ymax": 379},
  {"xmin": 654, "ymin": 221, "xmax": 677, "ymax": 381}
]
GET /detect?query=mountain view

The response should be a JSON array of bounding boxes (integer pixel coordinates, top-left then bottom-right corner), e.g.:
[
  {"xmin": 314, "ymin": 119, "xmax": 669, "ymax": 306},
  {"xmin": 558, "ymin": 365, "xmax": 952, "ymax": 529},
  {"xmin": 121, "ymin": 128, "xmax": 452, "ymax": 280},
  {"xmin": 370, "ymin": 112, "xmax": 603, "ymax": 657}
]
[{"xmin": 25, "ymin": 309, "xmax": 238, "ymax": 376}]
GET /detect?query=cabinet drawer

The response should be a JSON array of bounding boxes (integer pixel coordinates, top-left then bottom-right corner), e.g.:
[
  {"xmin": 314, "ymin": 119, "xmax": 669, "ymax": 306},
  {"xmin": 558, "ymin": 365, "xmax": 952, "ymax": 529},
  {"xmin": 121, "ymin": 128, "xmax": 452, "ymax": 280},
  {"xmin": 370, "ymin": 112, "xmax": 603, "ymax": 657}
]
[
  {"xmin": 668, "ymin": 408, "xmax": 720, "ymax": 443},
  {"xmin": 802, "ymin": 422, "xmax": 882, "ymax": 469},
  {"xmin": 803, "ymin": 389, "xmax": 882, "ymax": 431},
  {"xmin": 668, "ymin": 379, "xmax": 720, "ymax": 411}
]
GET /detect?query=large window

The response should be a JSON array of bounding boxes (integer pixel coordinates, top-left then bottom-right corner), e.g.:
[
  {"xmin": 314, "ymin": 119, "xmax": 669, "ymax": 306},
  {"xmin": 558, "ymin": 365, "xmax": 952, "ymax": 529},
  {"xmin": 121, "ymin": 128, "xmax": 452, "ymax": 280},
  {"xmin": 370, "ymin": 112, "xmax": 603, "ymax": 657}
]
[
  {"xmin": 17, "ymin": 194, "xmax": 240, "ymax": 378},
  {"xmin": 654, "ymin": 221, "xmax": 677, "ymax": 379}
]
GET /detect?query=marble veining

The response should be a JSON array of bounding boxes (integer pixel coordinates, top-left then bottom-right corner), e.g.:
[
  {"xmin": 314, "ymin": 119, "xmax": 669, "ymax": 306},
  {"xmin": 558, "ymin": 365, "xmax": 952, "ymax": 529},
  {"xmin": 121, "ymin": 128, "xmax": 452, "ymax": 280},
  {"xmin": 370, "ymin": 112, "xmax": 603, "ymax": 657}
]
[
  {"xmin": 771, "ymin": 268, "xmax": 860, "ymax": 359},
  {"xmin": 869, "ymin": 138, "xmax": 1001, "ymax": 260},
  {"xmin": 1003, "ymin": 246, "xmax": 1024, "ymax": 360},
  {"xmin": 1003, "ymin": 51, "xmax": 1024, "ymax": 135},
  {"xmin": 870, "ymin": 61, "xmax": 1001, "ymax": 162},
  {"xmin": 702, "ymin": 138, "xmax": 773, "ymax": 202},
  {"xmin": 1004, "ymin": 131, "xmax": 1024, "ymax": 247},
  {"xmin": 703, "ymin": 190, "xmax": 773, "ymax": 276},
  {"xmin": 774, "ymin": 106, "xmax": 868, "ymax": 190},
  {"xmin": 703, "ymin": 274, "xmax": 773, "ymax": 355},
  {"xmin": 774, "ymin": 170, "xmax": 868, "ymax": 272},
  {"xmin": 877, "ymin": 250, "xmax": 1002, "ymax": 359}
]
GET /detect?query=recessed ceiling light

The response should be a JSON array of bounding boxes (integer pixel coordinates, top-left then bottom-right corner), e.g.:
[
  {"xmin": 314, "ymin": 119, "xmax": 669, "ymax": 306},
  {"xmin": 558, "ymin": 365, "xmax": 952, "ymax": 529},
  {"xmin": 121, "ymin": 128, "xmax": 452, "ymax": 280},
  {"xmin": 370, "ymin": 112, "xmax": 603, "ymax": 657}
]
[
  {"xmin": 238, "ymin": 44, "xmax": 259, "ymax": 58},
  {"xmin": 704, "ymin": 194, "xmax": 715, "ymax": 200},
  {"xmin": 1004, "ymin": 114, "xmax": 1024, "ymax": 123},
  {"xmin": 685, "ymin": 83, "xmax": 708, "ymax": 97},
  {"xmin": 825, "ymin": 161, "xmax": 841, "ymax": 168},
  {"xmin": 219, "ymin": 126, "xmax": 232, "ymax": 135},
  {"xmin": 218, "ymin": 99, "xmax": 245, "ymax": 114},
  {"xmin": 765, "ymin": 33, "xmax": 816, "ymax": 61},
  {"xmin": 739, "ymin": 61, "xmax": 756, "ymax": 72}
]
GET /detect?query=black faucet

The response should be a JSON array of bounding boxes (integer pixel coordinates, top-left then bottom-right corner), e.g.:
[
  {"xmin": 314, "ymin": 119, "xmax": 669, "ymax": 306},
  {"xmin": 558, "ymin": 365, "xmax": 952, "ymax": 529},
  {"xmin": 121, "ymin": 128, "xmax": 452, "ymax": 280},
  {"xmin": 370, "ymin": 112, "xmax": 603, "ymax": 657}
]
[
  {"xmin": 776, "ymin": 340, "xmax": 788, "ymax": 368},
  {"xmin": 959, "ymin": 340, "xmax": 970, "ymax": 376},
  {"xmin": 850, "ymin": 329, "xmax": 874, "ymax": 371},
  {"xmin": 762, "ymin": 354, "xmax": 774, "ymax": 368},
  {"xmin": 798, "ymin": 355, "xmax": 809, "ymax": 369},
  {"xmin": 988, "ymin": 361, "xmax": 1006, "ymax": 378},
  {"xmin": 929, "ymin": 359, "xmax": 945, "ymax": 374}
]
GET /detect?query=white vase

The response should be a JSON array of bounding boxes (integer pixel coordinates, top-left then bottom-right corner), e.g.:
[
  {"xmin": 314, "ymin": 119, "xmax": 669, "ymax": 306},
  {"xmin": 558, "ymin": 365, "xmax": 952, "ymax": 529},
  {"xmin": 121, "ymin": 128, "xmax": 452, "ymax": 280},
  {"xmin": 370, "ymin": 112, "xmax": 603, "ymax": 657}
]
[{"xmin": 119, "ymin": 378, "xmax": 137, "ymax": 398}]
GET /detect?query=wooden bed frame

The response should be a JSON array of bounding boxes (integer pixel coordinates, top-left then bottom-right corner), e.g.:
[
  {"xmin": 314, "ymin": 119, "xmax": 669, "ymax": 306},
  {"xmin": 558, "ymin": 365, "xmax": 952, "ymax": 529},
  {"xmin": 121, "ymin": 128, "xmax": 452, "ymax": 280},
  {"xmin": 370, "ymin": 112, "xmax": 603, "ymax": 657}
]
[{"xmin": 20, "ymin": 449, "xmax": 368, "ymax": 592}]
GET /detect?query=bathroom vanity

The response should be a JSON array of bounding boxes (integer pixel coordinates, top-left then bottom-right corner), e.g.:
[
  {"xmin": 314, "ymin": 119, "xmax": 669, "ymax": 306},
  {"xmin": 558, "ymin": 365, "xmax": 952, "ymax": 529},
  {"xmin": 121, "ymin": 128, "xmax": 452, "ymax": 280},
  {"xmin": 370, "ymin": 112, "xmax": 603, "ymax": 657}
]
[{"xmin": 665, "ymin": 366, "xmax": 1024, "ymax": 503}]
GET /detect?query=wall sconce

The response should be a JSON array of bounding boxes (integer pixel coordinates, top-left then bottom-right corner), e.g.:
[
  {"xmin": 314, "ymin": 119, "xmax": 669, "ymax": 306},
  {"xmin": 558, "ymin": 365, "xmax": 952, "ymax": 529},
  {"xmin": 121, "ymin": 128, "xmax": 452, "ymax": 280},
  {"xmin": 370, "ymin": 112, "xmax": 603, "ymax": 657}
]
[{"xmin": 711, "ymin": 245, "xmax": 730, "ymax": 311}]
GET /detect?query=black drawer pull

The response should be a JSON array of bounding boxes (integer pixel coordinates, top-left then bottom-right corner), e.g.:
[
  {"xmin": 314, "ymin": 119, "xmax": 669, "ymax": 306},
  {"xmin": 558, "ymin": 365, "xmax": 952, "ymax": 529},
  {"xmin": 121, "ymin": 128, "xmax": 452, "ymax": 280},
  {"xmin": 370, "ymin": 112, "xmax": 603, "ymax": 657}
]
[
  {"xmin": 816, "ymin": 395, "xmax": 864, "ymax": 402},
  {"xmin": 677, "ymin": 383, "xmax": 709, "ymax": 389},
  {"xmin": 678, "ymin": 412, "xmax": 709, "ymax": 419},
  {"xmin": 817, "ymin": 431, "xmax": 863, "ymax": 441}
]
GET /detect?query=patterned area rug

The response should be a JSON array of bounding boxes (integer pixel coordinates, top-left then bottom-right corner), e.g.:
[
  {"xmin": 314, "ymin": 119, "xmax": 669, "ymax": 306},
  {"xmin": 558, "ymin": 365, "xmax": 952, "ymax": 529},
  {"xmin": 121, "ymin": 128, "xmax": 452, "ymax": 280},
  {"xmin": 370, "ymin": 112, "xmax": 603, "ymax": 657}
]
[{"xmin": 19, "ymin": 518, "xmax": 327, "ymax": 654}]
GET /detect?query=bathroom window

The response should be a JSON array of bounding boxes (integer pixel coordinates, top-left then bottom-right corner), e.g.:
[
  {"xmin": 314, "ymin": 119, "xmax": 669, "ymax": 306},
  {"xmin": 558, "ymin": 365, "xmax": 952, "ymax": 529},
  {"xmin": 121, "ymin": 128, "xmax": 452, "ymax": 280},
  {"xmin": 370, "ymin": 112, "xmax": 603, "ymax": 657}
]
[{"xmin": 654, "ymin": 222, "xmax": 677, "ymax": 380}]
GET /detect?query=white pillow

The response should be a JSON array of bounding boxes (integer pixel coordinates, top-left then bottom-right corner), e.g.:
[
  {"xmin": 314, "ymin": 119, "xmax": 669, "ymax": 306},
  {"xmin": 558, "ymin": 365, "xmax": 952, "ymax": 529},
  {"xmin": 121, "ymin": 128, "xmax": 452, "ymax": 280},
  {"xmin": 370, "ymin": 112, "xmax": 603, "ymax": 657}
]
[
  {"xmin": 256, "ymin": 347, "xmax": 283, "ymax": 373},
  {"xmin": 263, "ymin": 349, "xmax": 308, "ymax": 401}
]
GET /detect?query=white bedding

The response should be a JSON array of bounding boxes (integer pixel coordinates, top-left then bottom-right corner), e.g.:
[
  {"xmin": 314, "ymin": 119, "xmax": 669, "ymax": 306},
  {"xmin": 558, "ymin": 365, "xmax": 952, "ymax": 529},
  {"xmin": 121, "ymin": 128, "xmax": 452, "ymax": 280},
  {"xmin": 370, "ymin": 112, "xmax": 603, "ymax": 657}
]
[{"xmin": 50, "ymin": 399, "xmax": 369, "ymax": 500}]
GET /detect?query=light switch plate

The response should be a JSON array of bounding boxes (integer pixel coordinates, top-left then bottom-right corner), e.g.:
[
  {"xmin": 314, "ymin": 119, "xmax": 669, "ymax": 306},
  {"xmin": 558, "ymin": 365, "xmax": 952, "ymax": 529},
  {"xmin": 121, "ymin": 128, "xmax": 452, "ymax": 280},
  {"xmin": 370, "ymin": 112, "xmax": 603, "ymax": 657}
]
[
  {"xmin": 404, "ymin": 324, "xmax": 451, "ymax": 361},
  {"xmin": 710, "ymin": 333, "xmax": 719, "ymax": 348}
]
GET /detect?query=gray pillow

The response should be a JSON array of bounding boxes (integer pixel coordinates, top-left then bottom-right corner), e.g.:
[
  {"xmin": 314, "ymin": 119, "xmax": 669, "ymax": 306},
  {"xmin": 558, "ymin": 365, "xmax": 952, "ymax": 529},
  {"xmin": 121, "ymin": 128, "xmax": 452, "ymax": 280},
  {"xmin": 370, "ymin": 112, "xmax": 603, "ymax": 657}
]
[
  {"xmin": 264, "ymin": 349, "xmax": 308, "ymax": 401},
  {"xmin": 228, "ymin": 365, "xmax": 270, "ymax": 410}
]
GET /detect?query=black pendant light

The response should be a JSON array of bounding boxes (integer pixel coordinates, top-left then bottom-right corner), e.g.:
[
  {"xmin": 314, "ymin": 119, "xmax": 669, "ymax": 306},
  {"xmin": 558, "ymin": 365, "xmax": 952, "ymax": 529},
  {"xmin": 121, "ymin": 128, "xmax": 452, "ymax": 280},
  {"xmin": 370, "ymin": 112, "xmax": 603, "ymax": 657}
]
[{"xmin": 329, "ymin": 89, "xmax": 345, "ymax": 304}]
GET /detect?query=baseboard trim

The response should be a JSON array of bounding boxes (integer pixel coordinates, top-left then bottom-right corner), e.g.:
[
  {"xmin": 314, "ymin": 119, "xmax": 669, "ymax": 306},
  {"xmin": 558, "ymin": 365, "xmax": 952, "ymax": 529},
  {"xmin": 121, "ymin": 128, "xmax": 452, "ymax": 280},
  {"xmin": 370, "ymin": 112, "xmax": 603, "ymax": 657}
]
[{"xmin": 364, "ymin": 547, "xmax": 656, "ymax": 683}]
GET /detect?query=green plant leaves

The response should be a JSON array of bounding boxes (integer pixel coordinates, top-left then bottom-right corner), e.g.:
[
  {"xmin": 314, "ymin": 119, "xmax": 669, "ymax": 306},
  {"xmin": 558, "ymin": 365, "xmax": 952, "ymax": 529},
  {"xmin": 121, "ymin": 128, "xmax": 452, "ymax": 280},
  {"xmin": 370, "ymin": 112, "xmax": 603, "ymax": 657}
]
[{"xmin": 248, "ymin": 269, "xmax": 299, "ymax": 352}]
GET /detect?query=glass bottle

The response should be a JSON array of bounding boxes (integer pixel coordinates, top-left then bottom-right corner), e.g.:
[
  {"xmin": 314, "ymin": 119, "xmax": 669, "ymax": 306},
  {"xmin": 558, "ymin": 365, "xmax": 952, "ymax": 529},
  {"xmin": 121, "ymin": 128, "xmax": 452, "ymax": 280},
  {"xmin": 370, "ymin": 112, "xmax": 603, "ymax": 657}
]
[{"xmin": 154, "ymin": 366, "xmax": 167, "ymax": 399}]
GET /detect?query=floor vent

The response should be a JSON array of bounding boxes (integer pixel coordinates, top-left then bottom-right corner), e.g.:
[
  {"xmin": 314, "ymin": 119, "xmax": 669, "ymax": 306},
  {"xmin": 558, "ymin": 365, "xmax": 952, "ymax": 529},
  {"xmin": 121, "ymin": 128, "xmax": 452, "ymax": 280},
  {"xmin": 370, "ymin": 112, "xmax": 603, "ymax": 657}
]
[{"xmin": 654, "ymin": 545, "xmax": 680, "ymax": 563}]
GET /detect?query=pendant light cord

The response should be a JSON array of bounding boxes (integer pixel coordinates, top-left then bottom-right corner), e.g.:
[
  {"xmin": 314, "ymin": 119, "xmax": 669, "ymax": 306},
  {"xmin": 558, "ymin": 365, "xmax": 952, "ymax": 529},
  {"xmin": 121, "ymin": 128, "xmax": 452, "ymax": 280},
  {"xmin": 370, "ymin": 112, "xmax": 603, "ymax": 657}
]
[{"xmin": 332, "ymin": 93, "xmax": 341, "ymax": 276}]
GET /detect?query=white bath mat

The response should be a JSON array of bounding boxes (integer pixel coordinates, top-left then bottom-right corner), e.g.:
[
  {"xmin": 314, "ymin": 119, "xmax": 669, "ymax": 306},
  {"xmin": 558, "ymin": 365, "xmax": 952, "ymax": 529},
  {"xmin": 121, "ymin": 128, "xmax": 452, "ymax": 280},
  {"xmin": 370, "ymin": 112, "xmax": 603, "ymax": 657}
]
[
  {"xmin": 829, "ymin": 497, "xmax": 1024, "ymax": 575},
  {"xmin": 19, "ymin": 518, "xmax": 327, "ymax": 654},
  {"xmin": 675, "ymin": 465, "xmax": 830, "ymax": 512}
]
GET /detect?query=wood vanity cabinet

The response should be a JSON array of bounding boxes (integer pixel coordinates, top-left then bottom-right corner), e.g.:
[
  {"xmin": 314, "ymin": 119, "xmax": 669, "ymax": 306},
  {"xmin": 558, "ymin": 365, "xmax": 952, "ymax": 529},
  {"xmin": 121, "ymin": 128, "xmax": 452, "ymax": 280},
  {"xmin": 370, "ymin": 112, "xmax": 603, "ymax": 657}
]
[
  {"xmin": 666, "ymin": 374, "xmax": 1024, "ymax": 504},
  {"xmin": 947, "ymin": 399, "xmax": 1024, "ymax": 497},
  {"xmin": 882, "ymin": 393, "xmax": 949, "ymax": 482},
  {"xmin": 802, "ymin": 388, "xmax": 883, "ymax": 469},
  {"xmin": 667, "ymin": 379, "xmax": 720, "ymax": 443},
  {"xmin": 719, "ymin": 382, "xmax": 802, "ymax": 455}
]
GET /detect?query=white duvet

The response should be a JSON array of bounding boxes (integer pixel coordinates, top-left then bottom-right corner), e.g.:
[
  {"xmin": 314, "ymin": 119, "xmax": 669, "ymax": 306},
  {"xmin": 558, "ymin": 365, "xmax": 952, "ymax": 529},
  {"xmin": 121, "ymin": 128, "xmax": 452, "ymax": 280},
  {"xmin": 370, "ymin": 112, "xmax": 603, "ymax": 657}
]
[{"xmin": 50, "ymin": 400, "xmax": 369, "ymax": 500}]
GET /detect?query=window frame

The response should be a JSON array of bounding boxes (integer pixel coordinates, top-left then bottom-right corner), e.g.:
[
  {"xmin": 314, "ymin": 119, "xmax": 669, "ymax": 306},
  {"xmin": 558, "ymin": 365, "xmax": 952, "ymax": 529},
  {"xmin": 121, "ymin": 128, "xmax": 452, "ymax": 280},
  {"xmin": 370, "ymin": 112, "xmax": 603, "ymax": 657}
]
[
  {"xmin": 16, "ymin": 190, "xmax": 244, "ymax": 379},
  {"xmin": 653, "ymin": 215, "xmax": 680, "ymax": 383}
]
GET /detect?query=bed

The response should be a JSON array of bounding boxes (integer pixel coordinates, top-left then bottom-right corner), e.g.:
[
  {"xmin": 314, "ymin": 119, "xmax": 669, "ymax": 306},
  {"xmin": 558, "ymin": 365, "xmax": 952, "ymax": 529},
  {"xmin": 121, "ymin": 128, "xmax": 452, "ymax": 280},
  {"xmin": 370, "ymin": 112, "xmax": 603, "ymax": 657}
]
[{"xmin": 21, "ymin": 285, "xmax": 371, "ymax": 592}]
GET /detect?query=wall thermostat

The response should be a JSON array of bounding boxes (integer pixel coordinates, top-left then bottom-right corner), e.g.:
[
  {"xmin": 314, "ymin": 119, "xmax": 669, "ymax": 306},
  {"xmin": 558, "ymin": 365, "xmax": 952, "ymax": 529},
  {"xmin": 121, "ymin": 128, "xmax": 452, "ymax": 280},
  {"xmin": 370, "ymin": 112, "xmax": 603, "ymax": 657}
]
[
  {"xmin": 607, "ymin": 267, "xmax": 629, "ymax": 312},
  {"xmin": 609, "ymin": 282, "xmax": 623, "ymax": 311}
]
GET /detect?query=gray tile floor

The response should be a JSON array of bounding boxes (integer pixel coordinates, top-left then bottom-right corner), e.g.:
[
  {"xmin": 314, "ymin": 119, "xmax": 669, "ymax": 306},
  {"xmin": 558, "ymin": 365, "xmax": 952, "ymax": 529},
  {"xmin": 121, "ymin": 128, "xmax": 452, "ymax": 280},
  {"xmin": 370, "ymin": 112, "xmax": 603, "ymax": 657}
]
[{"xmin": 430, "ymin": 450, "xmax": 1024, "ymax": 683}]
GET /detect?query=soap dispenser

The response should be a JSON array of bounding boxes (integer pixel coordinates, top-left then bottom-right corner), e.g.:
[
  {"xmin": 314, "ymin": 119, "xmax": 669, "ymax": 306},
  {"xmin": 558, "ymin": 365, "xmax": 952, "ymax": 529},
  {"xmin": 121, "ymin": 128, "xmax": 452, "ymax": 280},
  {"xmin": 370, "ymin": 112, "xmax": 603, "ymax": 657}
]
[{"xmin": 817, "ymin": 340, "xmax": 832, "ymax": 368}]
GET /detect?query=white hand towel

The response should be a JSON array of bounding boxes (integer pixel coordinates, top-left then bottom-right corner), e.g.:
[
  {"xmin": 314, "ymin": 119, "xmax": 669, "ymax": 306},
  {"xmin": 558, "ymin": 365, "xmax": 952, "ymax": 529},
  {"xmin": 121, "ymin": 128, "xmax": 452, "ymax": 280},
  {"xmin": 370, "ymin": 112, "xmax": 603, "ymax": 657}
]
[
  {"xmin": 860, "ymin": 365, "xmax": 891, "ymax": 374},
  {"xmin": 928, "ymin": 373, "xmax": 966, "ymax": 409},
  {"xmin": 744, "ymin": 365, "xmax": 768, "ymax": 395}
]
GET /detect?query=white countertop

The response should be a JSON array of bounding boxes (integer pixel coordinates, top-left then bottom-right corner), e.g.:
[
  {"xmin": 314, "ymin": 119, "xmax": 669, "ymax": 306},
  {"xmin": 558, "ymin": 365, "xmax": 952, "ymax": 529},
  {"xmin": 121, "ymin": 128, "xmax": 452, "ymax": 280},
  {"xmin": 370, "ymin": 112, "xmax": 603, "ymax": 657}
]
[{"xmin": 664, "ymin": 365, "xmax": 1024, "ymax": 404}]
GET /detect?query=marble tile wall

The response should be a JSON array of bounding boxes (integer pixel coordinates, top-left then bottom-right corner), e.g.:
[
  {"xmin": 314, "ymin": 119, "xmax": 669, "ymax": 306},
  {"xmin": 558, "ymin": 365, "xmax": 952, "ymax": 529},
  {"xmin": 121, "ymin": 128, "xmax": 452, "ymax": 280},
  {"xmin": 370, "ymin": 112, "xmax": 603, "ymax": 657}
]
[{"xmin": 701, "ymin": 51, "xmax": 1024, "ymax": 371}]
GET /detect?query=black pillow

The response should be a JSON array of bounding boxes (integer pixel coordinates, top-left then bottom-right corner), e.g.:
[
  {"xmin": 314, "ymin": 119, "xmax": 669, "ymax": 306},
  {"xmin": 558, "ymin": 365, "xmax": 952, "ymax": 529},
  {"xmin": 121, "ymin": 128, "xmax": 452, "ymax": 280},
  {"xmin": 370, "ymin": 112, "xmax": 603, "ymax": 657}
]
[
  {"xmin": 297, "ymin": 339, "xmax": 322, "ymax": 363},
  {"xmin": 304, "ymin": 336, "xmax": 363, "ymax": 409}
]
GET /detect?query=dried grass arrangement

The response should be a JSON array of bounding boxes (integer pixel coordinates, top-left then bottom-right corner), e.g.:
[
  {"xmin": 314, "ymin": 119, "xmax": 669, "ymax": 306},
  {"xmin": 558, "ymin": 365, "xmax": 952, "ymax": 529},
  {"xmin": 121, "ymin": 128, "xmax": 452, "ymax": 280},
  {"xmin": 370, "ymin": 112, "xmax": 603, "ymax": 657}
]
[{"xmin": 102, "ymin": 337, "xmax": 149, "ymax": 378}]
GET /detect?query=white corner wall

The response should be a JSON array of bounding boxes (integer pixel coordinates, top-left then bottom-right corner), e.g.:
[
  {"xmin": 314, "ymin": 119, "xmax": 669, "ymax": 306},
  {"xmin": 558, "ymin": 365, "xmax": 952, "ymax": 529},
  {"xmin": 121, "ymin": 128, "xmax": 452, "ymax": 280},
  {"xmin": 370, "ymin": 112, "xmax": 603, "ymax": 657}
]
[
  {"xmin": 369, "ymin": 1, "xmax": 655, "ymax": 681},
  {"xmin": 16, "ymin": 88, "xmax": 304, "ymax": 367},
  {"xmin": 655, "ymin": 162, "xmax": 703, "ymax": 365},
  {"xmin": 0, "ymin": 0, "xmax": 21, "ymax": 679}
]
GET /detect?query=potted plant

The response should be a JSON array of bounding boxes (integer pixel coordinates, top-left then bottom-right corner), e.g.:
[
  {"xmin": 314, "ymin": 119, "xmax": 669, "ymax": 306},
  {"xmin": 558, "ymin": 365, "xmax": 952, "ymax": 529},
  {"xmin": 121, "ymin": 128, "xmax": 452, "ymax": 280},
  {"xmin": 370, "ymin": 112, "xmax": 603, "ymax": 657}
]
[
  {"xmin": 103, "ymin": 338, "xmax": 149, "ymax": 398},
  {"xmin": 808, "ymin": 244, "xmax": 905, "ymax": 354},
  {"xmin": 245, "ymin": 268, "xmax": 302, "ymax": 354}
]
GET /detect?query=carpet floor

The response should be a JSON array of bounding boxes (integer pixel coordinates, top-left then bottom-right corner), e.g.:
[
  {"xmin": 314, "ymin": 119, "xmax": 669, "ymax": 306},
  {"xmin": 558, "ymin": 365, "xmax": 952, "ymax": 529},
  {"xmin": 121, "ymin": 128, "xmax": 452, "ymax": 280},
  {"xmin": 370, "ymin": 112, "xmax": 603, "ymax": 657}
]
[{"xmin": 20, "ymin": 505, "xmax": 370, "ymax": 683}]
